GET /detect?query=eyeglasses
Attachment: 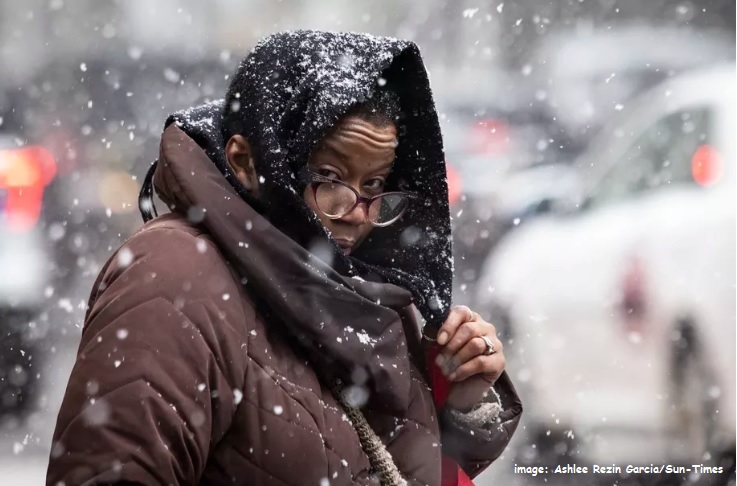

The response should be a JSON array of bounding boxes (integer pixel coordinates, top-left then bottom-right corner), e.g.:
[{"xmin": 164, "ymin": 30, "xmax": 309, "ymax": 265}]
[{"xmin": 302, "ymin": 169, "xmax": 417, "ymax": 227}]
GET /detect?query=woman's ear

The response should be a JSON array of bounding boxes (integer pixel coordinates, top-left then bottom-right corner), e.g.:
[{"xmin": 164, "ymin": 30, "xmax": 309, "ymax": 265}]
[{"xmin": 225, "ymin": 135, "xmax": 260, "ymax": 197}]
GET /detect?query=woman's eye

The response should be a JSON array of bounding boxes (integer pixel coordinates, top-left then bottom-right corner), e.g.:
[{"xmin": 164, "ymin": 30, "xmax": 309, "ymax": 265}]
[
  {"xmin": 365, "ymin": 179, "xmax": 385, "ymax": 192},
  {"xmin": 317, "ymin": 168, "xmax": 340, "ymax": 180}
]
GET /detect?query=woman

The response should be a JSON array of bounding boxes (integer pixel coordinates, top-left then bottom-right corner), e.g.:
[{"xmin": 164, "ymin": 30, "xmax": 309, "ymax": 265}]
[{"xmin": 47, "ymin": 31, "xmax": 521, "ymax": 486}]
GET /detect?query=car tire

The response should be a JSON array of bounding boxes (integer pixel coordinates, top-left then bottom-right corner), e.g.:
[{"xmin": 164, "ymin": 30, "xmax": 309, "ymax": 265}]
[
  {"xmin": 0, "ymin": 312, "xmax": 40, "ymax": 417},
  {"xmin": 668, "ymin": 316, "xmax": 719, "ymax": 463}
]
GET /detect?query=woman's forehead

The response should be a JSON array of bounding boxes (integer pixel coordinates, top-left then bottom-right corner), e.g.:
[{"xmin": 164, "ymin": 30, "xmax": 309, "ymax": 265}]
[
  {"xmin": 317, "ymin": 116, "xmax": 397, "ymax": 165},
  {"xmin": 333, "ymin": 116, "xmax": 397, "ymax": 142}
]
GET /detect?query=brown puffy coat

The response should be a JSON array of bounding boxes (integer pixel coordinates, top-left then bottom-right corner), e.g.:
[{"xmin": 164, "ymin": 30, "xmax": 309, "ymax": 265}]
[{"xmin": 47, "ymin": 125, "xmax": 522, "ymax": 485}]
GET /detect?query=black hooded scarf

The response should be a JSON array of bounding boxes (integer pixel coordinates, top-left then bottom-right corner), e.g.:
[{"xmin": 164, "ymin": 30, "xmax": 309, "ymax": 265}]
[{"xmin": 141, "ymin": 30, "xmax": 453, "ymax": 331}]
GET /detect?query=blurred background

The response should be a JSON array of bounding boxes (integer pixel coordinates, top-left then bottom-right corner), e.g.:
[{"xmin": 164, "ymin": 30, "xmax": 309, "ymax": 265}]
[{"xmin": 0, "ymin": 0, "xmax": 734, "ymax": 484}]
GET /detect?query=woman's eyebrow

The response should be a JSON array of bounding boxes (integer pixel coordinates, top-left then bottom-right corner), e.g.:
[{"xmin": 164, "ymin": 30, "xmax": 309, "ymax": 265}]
[
  {"xmin": 319, "ymin": 144, "xmax": 349, "ymax": 162},
  {"xmin": 373, "ymin": 159, "xmax": 394, "ymax": 172}
]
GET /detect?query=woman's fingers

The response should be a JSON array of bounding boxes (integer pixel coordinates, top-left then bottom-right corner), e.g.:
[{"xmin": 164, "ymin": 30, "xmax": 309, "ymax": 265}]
[
  {"xmin": 438, "ymin": 320, "xmax": 486, "ymax": 364},
  {"xmin": 437, "ymin": 305, "xmax": 475, "ymax": 345},
  {"xmin": 441, "ymin": 333, "xmax": 503, "ymax": 377},
  {"xmin": 434, "ymin": 306, "xmax": 504, "ymax": 380},
  {"xmin": 448, "ymin": 353, "xmax": 506, "ymax": 383}
]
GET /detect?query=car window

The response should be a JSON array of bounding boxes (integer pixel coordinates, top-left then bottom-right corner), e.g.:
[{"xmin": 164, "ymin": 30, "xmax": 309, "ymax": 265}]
[
  {"xmin": 647, "ymin": 109, "xmax": 712, "ymax": 188},
  {"xmin": 588, "ymin": 107, "xmax": 712, "ymax": 208}
]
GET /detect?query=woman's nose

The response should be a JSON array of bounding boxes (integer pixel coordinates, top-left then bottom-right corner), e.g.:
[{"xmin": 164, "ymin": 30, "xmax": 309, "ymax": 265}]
[{"xmin": 340, "ymin": 200, "xmax": 371, "ymax": 225}]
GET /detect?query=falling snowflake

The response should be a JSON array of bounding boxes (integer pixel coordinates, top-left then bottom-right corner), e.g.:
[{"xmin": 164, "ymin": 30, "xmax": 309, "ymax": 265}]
[
  {"xmin": 117, "ymin": 247, "xmax": 134, "ymax": 267},
  {"xmin": 58, "ymin": 299, "xmax": 74, "ymax": 313},
  {"xmin": 462, "ymin": 8, "xmax": 479, "ymax": 18}
]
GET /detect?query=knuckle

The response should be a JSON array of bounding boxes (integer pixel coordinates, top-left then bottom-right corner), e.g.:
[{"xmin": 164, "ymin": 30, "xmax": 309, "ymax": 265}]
[
  {"xmin": 484, "ymin": 353, "xmax": 499, "ymax": 366},
  {"xmin": 477, "ymin": 318, "xmax": 494, "ymax": 332},
  {"xmin": 450, "ymin": 337, "xmax": 466, "ymax": 352},
  {"xmin": 470, "ymin": 358, "xmax": 484, "ymax": 373},
  {"xmin": 490, "ymin": 357, "xmax": 505, "ymax": 377},
  {"xmin": 460, "ymin": 321, "xmax": 474, "ymax": 334},
  {"xmin": 474, "ymin": 337, "xmax": 487, "ymax": 354},
  {"xmin": 451, "ymin": 326, "xmax": 468, "ymax": 344},
  {"xmin": 451, "ymin": 305, "xmax": 468, "ymax": 316},
  {"xmin": 472, "ymin": 362, "xmax": 483, "ymax": 374},
  {"xmin": 454, "ymin": 305, "xmax": 472, "ymax": 319}
]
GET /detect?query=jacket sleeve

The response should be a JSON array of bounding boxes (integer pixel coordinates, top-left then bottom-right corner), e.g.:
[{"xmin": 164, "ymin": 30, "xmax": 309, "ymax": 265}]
[
  {"xmin": 46, "ymin": 227, "xmax": 249, "ymax": 486},
  {"xmin": 439, "ymin": 371, "xmax": 523, "ymax": 478}
]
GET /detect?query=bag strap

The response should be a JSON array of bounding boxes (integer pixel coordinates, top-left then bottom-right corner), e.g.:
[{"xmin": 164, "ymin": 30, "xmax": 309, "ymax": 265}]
[{"xmin": 332, "ymin": 383, "xmax": 407, "ymax": 486}]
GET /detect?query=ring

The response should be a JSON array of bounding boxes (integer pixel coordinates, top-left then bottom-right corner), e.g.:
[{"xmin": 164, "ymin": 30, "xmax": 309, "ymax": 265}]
[{"xmin": 480, "ymin": 335, "xmax": 495, "ymax": 355}]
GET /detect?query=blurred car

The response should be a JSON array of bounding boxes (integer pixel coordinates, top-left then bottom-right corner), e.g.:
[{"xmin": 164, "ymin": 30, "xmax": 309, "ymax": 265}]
[
  {"xmin": 477, "ymin": 64, "xmax": 736, "ymax": 466},
  {"xmin": 0, "ymin": 134, "xmax": 57, "ymax": 415}
]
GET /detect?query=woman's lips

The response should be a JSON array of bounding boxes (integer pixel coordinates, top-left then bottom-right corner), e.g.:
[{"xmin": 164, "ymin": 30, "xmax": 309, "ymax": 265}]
[{"xmin": 335, "ymin": 239, "xmax": 355, "ymax": 255}]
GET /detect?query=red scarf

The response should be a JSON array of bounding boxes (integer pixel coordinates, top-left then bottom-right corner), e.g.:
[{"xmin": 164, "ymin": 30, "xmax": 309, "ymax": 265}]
[{"xmin": 426, "ymin": 343, "xmax": 475, "ymax": 486}]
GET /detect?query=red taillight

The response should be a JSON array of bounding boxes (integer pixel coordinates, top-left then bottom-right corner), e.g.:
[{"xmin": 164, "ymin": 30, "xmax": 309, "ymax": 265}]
[
  {"xmin": 691, "ymin": 144, "xmax": 721, "ymax": 187},
  {"xmin": 446, "ymin": 163, "xmax": 462, "ymax": 207},
  {"xmin": 0, "ymin": 146, "xmax": 57, "ymax": 231},
  {"xmin": 469, "ymin": 118, "xmax": 509, "ymax": 155}
]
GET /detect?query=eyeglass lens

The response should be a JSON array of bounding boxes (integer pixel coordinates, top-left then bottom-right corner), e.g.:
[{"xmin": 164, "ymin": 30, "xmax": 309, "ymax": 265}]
[{"xmin": 314, "ymin": 182, "xmax": 408, "ymax": 224}]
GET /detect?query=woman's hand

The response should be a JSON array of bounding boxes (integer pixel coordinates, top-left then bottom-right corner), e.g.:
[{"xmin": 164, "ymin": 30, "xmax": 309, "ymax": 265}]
[{"xmin": 434, "ymin": 305, "xmax": 505, "ymax": 412}]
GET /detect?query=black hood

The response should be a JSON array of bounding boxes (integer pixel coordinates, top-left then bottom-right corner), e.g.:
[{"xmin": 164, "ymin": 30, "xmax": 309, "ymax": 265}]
[{"xmin": 140, "ymin": 30, "xmax": 453, "ymax": 329}]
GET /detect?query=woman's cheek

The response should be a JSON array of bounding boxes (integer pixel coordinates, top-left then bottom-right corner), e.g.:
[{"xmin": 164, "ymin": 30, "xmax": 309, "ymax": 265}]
[{"xmin": 303, "ymin": 187, "xmax": 332, "ymax": 230}]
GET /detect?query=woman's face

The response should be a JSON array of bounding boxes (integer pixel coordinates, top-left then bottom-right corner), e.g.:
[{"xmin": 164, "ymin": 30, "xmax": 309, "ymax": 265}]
[{"xmin": 305, "ymin": 115, "xmax": 397, "ymax": 255}]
